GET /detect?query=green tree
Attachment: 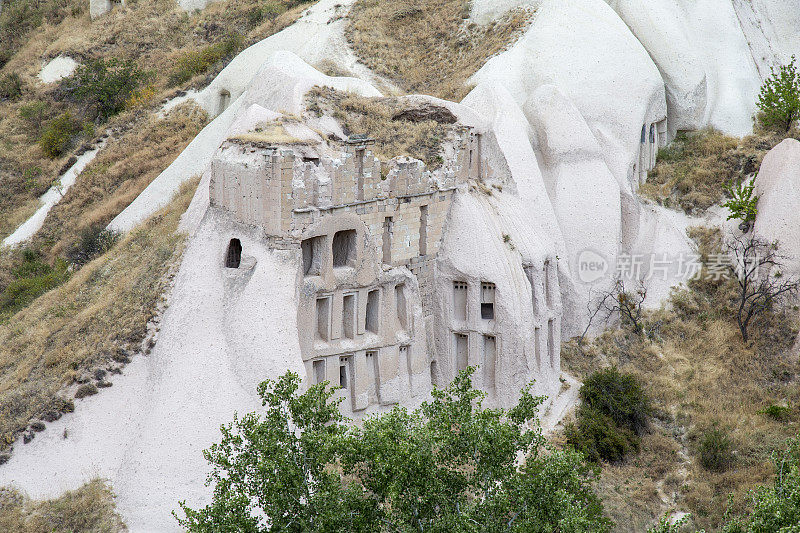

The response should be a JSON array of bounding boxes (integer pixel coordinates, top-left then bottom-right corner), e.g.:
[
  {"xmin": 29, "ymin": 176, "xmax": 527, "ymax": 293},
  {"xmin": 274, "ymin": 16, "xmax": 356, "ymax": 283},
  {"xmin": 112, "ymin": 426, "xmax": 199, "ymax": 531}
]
[
  {"xmin": 177, "ymin": 369, "xmax": 611, "ymax": 533},
  {"xmin": 757, "ymin": 56, "xmax": 800, "ymax": 132},
  {"xmin": 723, "ymin": 180, "xmax": 759, "ymax": 230},
  {"xmin": 722, "ymin": 435, "xmax": 800, "ymax": 533},
  {"xmin": 67, "ymin": 58, "xmax": 151, "ymax": 121}
]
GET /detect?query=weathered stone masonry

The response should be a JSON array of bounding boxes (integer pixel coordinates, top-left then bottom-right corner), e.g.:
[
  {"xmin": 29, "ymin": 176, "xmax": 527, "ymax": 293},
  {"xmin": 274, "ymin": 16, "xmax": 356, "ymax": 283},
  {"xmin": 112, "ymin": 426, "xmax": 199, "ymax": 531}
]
[{"xmin": 209, "ymin": 126, "xmax": 563, "ymax": 412}]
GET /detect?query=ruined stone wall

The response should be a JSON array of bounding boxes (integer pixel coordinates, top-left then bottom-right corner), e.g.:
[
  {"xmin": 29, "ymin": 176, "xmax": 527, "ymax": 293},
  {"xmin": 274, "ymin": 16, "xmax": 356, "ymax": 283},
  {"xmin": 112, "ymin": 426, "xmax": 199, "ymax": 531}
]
[{"xmin": 210, "ymin": 128, "xmax": 523, "ymax": 413}]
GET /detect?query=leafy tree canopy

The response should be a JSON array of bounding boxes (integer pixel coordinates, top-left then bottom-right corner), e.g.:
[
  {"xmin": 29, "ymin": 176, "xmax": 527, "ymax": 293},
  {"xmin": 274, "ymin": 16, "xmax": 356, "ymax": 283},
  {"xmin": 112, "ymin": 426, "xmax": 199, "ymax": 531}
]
[
  {"xmin": 177, "ymin": 368, "xmax": 611, "ymax": 533},
  {"xmin": 757, "ymin": 56, "xmax": 800, "ymax": 132}
]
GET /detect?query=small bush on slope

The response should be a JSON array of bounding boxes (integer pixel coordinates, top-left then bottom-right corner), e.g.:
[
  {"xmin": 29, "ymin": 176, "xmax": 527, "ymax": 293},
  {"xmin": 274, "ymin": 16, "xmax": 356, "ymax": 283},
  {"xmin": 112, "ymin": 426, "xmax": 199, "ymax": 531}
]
[
  {"xmin": 0, "ymin": 249, "xmax": 69, "ymax": 322},
  {"xmin": 565, "ymin": 368, "xmax": 651, "ymax": 463},
  {"xmin": 697, "ymin": 424, "xmax": 735, "ymax": 473},
  {"xmin": 38, "ymin": 111, "xmax": 80, "ymax": 158},
  {"xmin": 168, "ymin": 34, "xmax": 244, "ymax": 86},
  {"xmin": 0, "ymin": 478, "xmax": 125, "ymax": 532},
  {"xmin": 178, "ymin": 368, "xmax": 611, "ymax": 532},
  {"xmin": 65, "ymin": 58, "xmax": 153, "ymax": 121}
]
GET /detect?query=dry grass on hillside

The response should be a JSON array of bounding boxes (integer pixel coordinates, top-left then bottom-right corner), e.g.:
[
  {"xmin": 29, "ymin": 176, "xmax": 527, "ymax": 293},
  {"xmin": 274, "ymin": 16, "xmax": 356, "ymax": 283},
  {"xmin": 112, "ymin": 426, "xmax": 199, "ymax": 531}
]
[
  {"xmin": 639, "ymin": 127, "xmax": 800, "ymax": 214},
  {"xmin": 0, "ymin": 0, "xmax": 312, "ymax": 241},
  {"xmin": 36, "ymin": 103, "xmax": 207, "ymax": 258},
  {"xmin": 346, "ymin": 0, "xmax": 532, "ymax": 100},
  {"xmin": 0, "ymin": 478, "xmax": 125, "ymax": 532},
  {"xmin": 560, "ymin": 231, "xmax": 800, "ymax": 531},
  {"xmin": 306, "ymin": 87, "xmax": 454, "ymax": 167},
  {"xmin": 0, "ymin": 180, "xmax": 196, "ymax": 450}
]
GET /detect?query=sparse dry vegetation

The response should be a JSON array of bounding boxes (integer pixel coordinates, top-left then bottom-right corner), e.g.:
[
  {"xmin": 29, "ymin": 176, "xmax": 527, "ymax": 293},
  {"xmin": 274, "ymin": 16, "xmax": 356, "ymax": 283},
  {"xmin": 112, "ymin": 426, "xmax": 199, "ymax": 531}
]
[
  {"xmin": 0, "ymin": 478, "xmax": 125, "ymax": 532},
  {"xmin": 347, "ymin": 0, "xmax": 532, "ymax": 100},
  {"xmin": 561, "ymin": 228, "xmax": 800, "ymax": 532},
  {"xmin": 305, "ymin": 87, "xmax": 458, "ymax": 167},
  {"xmin": 0, "ymin": 0, "xmax": 314, "ymax": 242},
  {"xmin": 0, "ymin": 180, "xmax": 196, "ymax": 450},
  {"xmin": 36, "ymin": 103, "xmax": 206, "ymax": 258},
  {"xmin": 639, "ymin": 127, "xmax": 800, "ymax": 214}
]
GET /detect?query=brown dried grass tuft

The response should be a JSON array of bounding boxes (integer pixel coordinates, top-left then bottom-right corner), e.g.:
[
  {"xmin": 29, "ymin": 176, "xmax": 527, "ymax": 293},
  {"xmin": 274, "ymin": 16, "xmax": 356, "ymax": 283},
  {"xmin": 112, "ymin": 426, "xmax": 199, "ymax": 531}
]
[
  {"xmin": 305, "ymin": 87, "xmax": 454, "ymax": 167},
  {"xmin": 0, "ymin": 478, "xmax": 125, "ymax": 532},
  {"xmin": 346, "ymin": 0, "xmax": 533, "ymax": 100},
  {"xmin": 639, "ymin": 127, "xmax": 800, "ymax": 214}
]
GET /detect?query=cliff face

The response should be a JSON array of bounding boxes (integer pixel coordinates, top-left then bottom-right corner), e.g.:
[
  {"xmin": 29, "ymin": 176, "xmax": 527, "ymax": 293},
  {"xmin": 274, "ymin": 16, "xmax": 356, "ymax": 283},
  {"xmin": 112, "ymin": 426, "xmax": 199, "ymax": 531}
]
[{"xmin": 0, "ymin": 0, "xmax": 798, "ymax": 529}]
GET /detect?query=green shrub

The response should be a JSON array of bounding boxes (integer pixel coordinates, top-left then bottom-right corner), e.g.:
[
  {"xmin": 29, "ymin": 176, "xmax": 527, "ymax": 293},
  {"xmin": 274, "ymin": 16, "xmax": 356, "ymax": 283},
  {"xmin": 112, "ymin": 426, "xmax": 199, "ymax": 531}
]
[
  {"xmin": 18, "ymin": 100, "xmax": 49, "ymax": 131},
  {"xmin": 723, "ymin": 179, "xmax": 759, "ymax": 226},
  {"xmin": 698, "ymin": 425, "xmax": 734, "ymax": 473},
  {"xmin": 565, "ymin": 406, "xmax": 640, "ymax": 464},
  {"xmin": 0, "ymin": 72, "xmax": 24, "ymax": 100},
  {"xmin": 39, "ymin": 111, "xmax": 79, "ymax": 158},
  {"xmin": 760, "ymin": 404, "xmax": 792, "ymax": 422},
  {"xmin": 757, "ymin": 56, "xmax": 800, "ymax": 132},
  {"xmin": 178, "ymin": 369, "xmax": 612, "ymax": 532},
  {"xmin": 0, "ymin": 251, "xmax": 70, "ymax": 321},
  {"xmin": 566, "ymin": 368, "xmax": 651, "ymax": 463},
  {"xmin": 66, "ymin": 224, "xmax": 120, "ymax": 266},
  {"xmin": 168, "ymin": 34, "xmax": 243, "ymax": 86},
  {"xmin": 580, "ymin": 367, "xmax": 651, "ymax": 435},
  {"xmin": 68, "ymin": 58, "xmax": 152, "ymax": 120},
  {"xmin": 718, "ymin": 435, "xmax": 800, "ymax": 532}
]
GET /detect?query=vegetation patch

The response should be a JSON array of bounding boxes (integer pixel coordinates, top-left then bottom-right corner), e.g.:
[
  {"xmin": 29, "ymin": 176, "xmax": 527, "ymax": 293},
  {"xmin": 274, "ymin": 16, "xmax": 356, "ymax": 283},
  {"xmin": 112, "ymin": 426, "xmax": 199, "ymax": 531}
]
[
  {"xmin": 35, "ymin": 103, "xmax": 207, "ymax": 258},
  {"xmin": 639, "ymin": 128, "xmax": 800, "ymax": 214},
  {"xmin": 305, "ymin": 87, "xmax": 455, "ymax": 167},
  {"xmin": 347, "ymin": 0, "xmax": 533, "ymax": 100},
  {"xmin": 0, "ymin": 478, "xmax": 125, "ymax": 532},
  {"xmin": 168, "ymin": 34, "xmax": 243, "ymax": 87},
  {"xmin": 565, "ymin": 368, "xmax": 651, "ymax": 464},
  {"xmin": 561, "ymin": 228, "xmax": 800, "ymax": 531},
  {"xmin": 178, "ymin": 368, "xmax": 610, "ymax": 531},
  {"xmin": 38, "ymin": 111, "xmax": 80, "ymax": 158},
  {"xmin": 0, "ymin": 249, "xmax": 70, "ymax": 322},
  {"xmin": 0, "ymin": 180, "xmax": 195, "ymax": 450},
  {"xmin": 64, "ymin": 58, "xmax": 154, "ymax": 121}
]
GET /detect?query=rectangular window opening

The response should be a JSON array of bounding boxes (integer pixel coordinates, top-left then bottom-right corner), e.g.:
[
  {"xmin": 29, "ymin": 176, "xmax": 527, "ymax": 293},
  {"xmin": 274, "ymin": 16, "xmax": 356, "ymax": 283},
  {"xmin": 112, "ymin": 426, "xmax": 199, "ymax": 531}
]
[
  {"xmin": 480, "ymin": 282, "xmax": 495, "ymax": 320},
  {"xmin": 455, "ymin": 333, "xmax": 469, "ymax": 372},
  {"xmin": 401, "ymin": 345, "xmax": 412, "ymax": 388},
  {"xmin": 339, "ymin": 356, "xmax": 350, "ymax": 390},
  {"xmin": 342, "ymin": 293, "xmax": 356, "ymax": 339},
  {"xmin": 419, "ymin": 205, "xmax": 428, "ymax": 256},
  {"xmin": 483, "ymin": 335, "xmax": 496, "ymax": 393},
  {"xmin": 332, "ymin": 230, "xmax": 356, "ymax": 268},
  {"xmin": 382, "ymin": 217, "xmax": 393, "ymax": 264},
  {"xmin": 301, "ymin": 236, "xmax": 324, "ymax": 276},
  {"xmin": 453, "ymin": 281, "xmax": 467, "ymax": 321},
  {"xmin": 395, "ymin": 284, "xmax": 407, "ymax": 330},
  {"xmin": 366, "ymin": 350, "xmax": 380, "ymax": 403},
  {"xmin": 316, "ymin": 297, "xmax": 331, "ymax": 342},
  {"xmin": 365, "ymin": 289, "xmax": 380, "ymax": 334},
  {"xmin": 356, "ymin": 149, "xmax": 365, "ymax": 201},
  {"xmin": 312, "ymin": 359, "xmax": 326, "ymax": 385}
]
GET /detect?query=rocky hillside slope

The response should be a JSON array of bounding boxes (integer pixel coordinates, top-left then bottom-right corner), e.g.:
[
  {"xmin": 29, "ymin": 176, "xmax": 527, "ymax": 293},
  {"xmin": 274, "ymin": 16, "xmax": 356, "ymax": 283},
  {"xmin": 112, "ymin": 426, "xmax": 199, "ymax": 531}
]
[{"xmin": 0, "ymin": 0, "xmax": 799, "ymax": 531}]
